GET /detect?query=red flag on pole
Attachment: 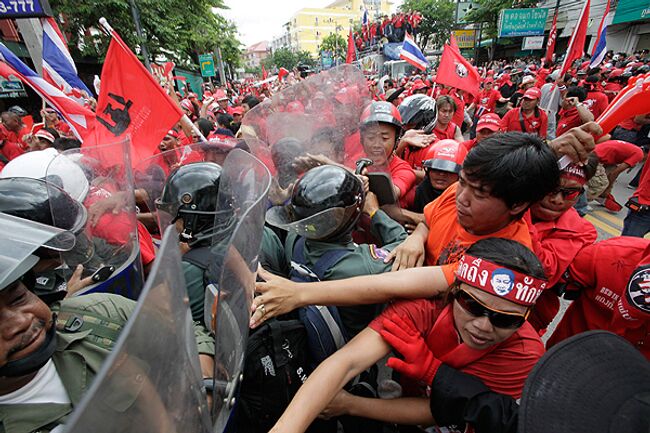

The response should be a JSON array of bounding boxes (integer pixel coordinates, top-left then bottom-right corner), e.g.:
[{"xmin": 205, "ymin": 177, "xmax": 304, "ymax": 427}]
[
  {"xmin": 449, "ymin": 33, "xmax": 460, "ymax": 53},
  {"xmin": 278, "ymin": 67, "xmax": 289, "ymax": 81},
  {"xmin": 559, "ymin": 0, "xmax": 591, "ymax": 77},
  {"xmin": 86, "ymin": 21, "xmax": 183, "ymax": 166},
  {"xmin": 435, "ymin": 44, "xmax": 480, "ymax": 97},
  {"xmin": 262, "ymin": 64, "xmax": 268, "ymax": 80},
  {"xmin": 545, "ymin": 10, "xmax": 558, "ymax": 65},
  {"xmin": 346, "ymin": 28, "xmax": 356, "ymax": 64}
]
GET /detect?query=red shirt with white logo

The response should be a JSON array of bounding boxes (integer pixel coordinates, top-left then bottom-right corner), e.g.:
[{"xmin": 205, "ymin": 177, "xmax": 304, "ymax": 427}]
[
  {"xmin": 556, "ymin": 107, "xmax": 583, "ymax": 137},
  {"xmin": 500, "ymin": 107, "xmax": 548, "ymax": 138},
  {"xmin": 477, "ymin": 88, "xmax": 501, "ymax": 113},
  {"xmin": 584, "ymin": 90, "xmax": 609, "ymax": 119},
  {"xmin": 595, "ymin": 140, "xmax": 644, "ymax": 167}
]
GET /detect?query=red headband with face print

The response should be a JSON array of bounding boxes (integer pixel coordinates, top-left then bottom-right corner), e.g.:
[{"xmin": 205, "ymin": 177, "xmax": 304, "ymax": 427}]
[{"xmin": 456, "ymin": 255, "xmax": 548, "ymax": 307}]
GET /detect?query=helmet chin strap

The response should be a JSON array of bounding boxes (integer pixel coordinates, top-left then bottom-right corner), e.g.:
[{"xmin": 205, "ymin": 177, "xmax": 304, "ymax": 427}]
[{"xmin": 0, "ymin": 315, "xmax": 58, "ymax": 378}]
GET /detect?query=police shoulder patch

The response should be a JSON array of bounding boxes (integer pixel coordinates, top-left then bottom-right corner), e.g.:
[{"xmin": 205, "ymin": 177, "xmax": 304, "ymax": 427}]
[{"xmin": 369, "ymin": 244, "xmax": 389, "ymax": 261}]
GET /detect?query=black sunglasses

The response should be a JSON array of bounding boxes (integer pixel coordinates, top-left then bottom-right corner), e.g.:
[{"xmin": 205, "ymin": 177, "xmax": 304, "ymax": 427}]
[
  {"xmin": 550, "ymin": 186, "xmax": 583, "ymax": 201},
  {"xmin": 454, "ymin": 290, "xmax": 527, "ymax": 329}
]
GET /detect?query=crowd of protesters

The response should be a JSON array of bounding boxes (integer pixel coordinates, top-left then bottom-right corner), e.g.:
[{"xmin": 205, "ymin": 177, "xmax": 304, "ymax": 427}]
[{"xmin": 0, "ymin": 35, "xmax": 649, "ymax": 433}]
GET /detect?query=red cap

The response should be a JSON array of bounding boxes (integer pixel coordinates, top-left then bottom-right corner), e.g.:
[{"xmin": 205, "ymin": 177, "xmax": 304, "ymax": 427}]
[
  {"xmin": 484, "ymin": 78, "xmax": 494, "ymax": 84},
  {"xmin": 34, "ymin": 129, "xmax": 55, "ymax": 143},
  {"xmin": 411, "ymin": 79, "xmax": 428, "ymax": 91},
  {"xmin": 213, "ymin": 89, "xmax": 228, "ymax": 101},
  {"xmin": 523, "ymin": 87, "xmax": 542, "ymax": 100},
  {"xmin": 422, "ymin": 139, "xmax": 467, "ymax": 174},
  {"xmin": 231, "ymin": 106, "xmax": 245, "ymax": 115},
  {"xmin": 609, "ymin": 69, "xmax": 624, "ymax": 79},
  {"xmin": 166, "ymin": 129, "xmax": 181, "ymax": 140},
  {"xmin": 476, "ymin": 113, "xmax": 501, "ymax": 132}
]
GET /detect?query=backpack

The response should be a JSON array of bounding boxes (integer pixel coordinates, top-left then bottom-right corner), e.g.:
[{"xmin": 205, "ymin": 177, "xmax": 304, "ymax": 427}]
[
  {"xmin": 289, "ymin": 237, "xmax": 349, "ymax": 366},
  {"xmin": 234, "ymin": 319, "xmax": 335, "ymax": 433}
]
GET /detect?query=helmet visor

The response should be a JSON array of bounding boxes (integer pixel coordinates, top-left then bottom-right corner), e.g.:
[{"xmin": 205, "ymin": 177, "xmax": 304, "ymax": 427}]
[
  {"xmin": 423, "ymin": 159, "xmax": 462, "ymax": 174},
  {"xmin": 266, "ymin": 203, "xmax": 360, "ymax": 240}
]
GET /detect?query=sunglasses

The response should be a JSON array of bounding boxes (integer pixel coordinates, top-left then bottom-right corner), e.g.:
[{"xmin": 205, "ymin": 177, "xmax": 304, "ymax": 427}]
[
  {"xmin": 454, "ymin": 290, "xmax": 528, "ymax": 329},
  {"xmin": 550, "ymin": 186, "xmax": 583, "ymax": 201}
]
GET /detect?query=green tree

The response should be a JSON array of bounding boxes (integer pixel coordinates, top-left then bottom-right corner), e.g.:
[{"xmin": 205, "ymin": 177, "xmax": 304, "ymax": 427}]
[
  {"xmin": 319, "ymin": 33, "xmax": 347, "ymax": 63},
  {"xmin": 463, "ymin": 0, "xmax": 538, "ymax": 59},
  {"xmin": 296, "ymin": 50, "xmax": 317, "ymax": 68},
  {"xmin": 400, "ymin": 0, "xmax": 455, "ymax": 50},
  {"xmin": 271, "ymin": 47, "xmax": 298, "ymax": 69},
  {"xmin": 49, "ymin": 0, "xmax": 243, "ymax": 69}
]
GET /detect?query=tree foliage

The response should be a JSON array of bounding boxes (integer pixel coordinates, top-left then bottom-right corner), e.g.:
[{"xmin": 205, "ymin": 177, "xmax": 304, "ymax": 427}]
[
  {"xmin": 319, "ymin": 33, "xmax": 347, "ymax": 62},
  {"xmin": 264, "ymin": 48, "xmax": 317, "ymax": 71},
  {"xmin": 50, "ymin": 0, "xmax": 243, "ymax": 68},
  {"xmin": 400, "ymin": 0, "xmax": 455, "ymax": 50}
]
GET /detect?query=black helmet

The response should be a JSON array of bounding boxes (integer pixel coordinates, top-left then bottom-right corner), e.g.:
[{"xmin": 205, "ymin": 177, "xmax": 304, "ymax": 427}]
[
  {"xmin": 0, "ymin": 177, "xmax": 86, "ymax": 233},
  {"xmin": 360, "ymin": 101, "xmax": 403, "ymax": 132},
  {"xmin": 155, "ymin": 162, "xmax": 223, "ymax": 244},
  {"xmin": 398, "ymin": 94, "xmax": 437, "ymax": 129},
  {"xmin": 266, "ymin": 165, "xmax": 364, "ymax": 240}
]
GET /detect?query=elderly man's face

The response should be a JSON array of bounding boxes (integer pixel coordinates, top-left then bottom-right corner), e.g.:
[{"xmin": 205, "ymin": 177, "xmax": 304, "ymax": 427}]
[{"xmin": 0, "ymin": 280, "xmax": 53, "ymax": 370}]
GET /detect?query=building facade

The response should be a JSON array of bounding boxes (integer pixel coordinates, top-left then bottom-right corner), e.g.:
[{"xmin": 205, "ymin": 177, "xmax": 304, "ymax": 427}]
[
  {"xmin": 272, "ymin": 0, "xmax": 393, "ymax": 55},
  {"xmin": 244, "ymin": 41, "xmax": 270, "ymax": 68}
]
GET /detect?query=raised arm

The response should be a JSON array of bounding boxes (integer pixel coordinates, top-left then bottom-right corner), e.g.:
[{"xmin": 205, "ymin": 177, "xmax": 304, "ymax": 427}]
[{"xmin": 250, "ymin": 265, "xmax": 448, "ymax": 328}]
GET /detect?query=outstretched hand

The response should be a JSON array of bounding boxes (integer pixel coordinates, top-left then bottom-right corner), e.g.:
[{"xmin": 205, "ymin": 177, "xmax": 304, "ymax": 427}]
[{"xmin": 250, "ymin": 266, "xmax": 302, "ymax": 328}]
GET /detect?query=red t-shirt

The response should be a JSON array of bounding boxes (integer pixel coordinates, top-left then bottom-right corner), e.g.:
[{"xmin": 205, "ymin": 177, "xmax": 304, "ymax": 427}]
[
  {"xmin": 584, "ymin": 90, "xmax": 609, "ymax": 119},
  {"xmin": 633, "ymin": 159, "xmax": 650, "ymax": 205},
  {"xmin": 403, "ymin": 144, "xmax": 432, "ymax": 171},
  {"xmin": 388, "ymin": 155, "xmax": 416, "ymax": 206},
  {"xmin": 477, "ymin": 89, "xmax": 501, "ymax": 113},
  {"xmin": 595, "ymin": 140, "xmax": 644, "ymax": 167},
  {"xmin": 556, "ymin": 107, "xmax": 583, "ymax": 137},
  {"xmin": 433, "ymin": 122, "xmax": 459, "ymax": 141},
  {"xmin": 369, "ymin": 300, "xmax": 544, "ymax": 399},
  {"xmin": 449, "ymin": 91, "xmax": 466, "ymax": 127},
  {"xmin": 422, "ymin": 183, "xmax": 533, "ymax": 267},
  {"xmin": 500, "ymin": 107, "xmax": 548, "ymax": 138},
  {"xmin": 546, "ymin": 237, "xmax": 650, "ymax": 359},
  {"xmin": 620, "ymin": 116, "xmax": 643, "ymax": 131},
  {"xmin": 526, "ymin": 208, "xmax": 598, "ymax": 331},
  {"xmin": 461, "ymin": 138, "xmax": 478, "ymax": 152},
  {"xmin": 137, "ymin": 221, "xmax": 156, "ymax": 266}
]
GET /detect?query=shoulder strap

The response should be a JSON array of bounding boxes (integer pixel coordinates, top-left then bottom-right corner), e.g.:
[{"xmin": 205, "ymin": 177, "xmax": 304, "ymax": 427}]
[
  {"xmin": 290, "ymin": 237, "xmax": 348, "ymax": 281},
  {"xmin": 182, "ymin": 246, "xmax": 212, "ymax": 270},
  {"xmin": 55, "ymin": 306, "xmax": 124, "ymax": 349},
  {"xmin": 518, "ymin": 108, "xmax": 527, "ymax": 132}
]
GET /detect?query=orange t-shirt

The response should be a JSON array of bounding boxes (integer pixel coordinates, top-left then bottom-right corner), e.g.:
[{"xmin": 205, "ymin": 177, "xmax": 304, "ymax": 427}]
[{"xmin": 423, "ymin": 183, "xmax": 533, "ymax": 282}]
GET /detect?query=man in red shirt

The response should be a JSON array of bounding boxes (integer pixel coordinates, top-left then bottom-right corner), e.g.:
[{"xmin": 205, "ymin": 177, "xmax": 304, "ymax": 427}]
[
  {"xmin": 594, "ymin": 139, "xmax": 645, "ymax": 211},
  {"xmin": 546, "ymin": 237, "xmax": 650, "ymax": 359},
  {"xmin": 461, "ymin": 112, "xmax": 500, "ymax": 151},
  {"xmin": 448, "ymin": 88, "xmax": 466, "ymax": 128},
  {"xmin": 500, "ymin": 87, "xmax": 548, "ymax": 137},
  {"xmin": 556, "ymin": 86, "xmax": 594, "ymax": 137},
  {"xmin": 0, "ymin": 111, "xmax": 25, "ymax": 164},
  {"xmin": 583, "ymin": 75, "xmax": 609, "ymax": 119},
  {"xmin": 475, "ymin": 78, "xmax": 504, "ymax": 115}
]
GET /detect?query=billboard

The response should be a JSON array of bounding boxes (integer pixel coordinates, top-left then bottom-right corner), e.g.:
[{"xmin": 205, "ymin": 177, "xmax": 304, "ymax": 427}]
[
  {"xmin": 453, "ymin": 30, "xmax": 477, "ymax": 49},
  {"xmin": 498, "ymin": 8, "xmax": 550, "ymax": 38}
]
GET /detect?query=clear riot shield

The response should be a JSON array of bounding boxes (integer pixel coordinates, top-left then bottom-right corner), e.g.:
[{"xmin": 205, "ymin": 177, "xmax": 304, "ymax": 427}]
[
  {"xmin": 0, "ymin": 213, "xmax": 75, "ymax": 289},
  {"xmin": 241, "ymin": 64, "xmax": 372, "ymax": 195},
  {"xmin": 133, "ymin": 140, "xmax": 239, "ymax": 235},
  {"xmin": 63, "ymin": 226, "xmax": 211, "ymax": 433},
  {"xmin": 202, "ymin": 149, "xmax": 272, "ymax": 431},
  {"xmin": 46, "ymin": 138, "xmax": 143, "ymax": 299}
]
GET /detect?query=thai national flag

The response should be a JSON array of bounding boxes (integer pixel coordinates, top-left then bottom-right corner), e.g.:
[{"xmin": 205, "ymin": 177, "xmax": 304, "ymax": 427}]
[
  {"xmin": 362, "ymin": 9, "xmax": 369, "ymax": 28},
  {"xmin": 0, "ymin": 43, "xmax": 95, "ymax": 141},
  {"xmin": 400, "ymin": 32, "xmax": 429, "ymax": 71},
  {"xmin": 590, "ymin": 0, "xmax": 613, "ymax": 68},
  {"xmin": 41, "ymin": 17, "xmax": 93, "ymax": 101}
]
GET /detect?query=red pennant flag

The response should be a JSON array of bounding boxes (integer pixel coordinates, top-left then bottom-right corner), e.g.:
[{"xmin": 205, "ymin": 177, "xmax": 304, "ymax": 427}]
[
  {"xmin": 346, "ymin": 28, "xmax": 356, "ymax": 64},
  {"xmin": 435, "ymin": 44, "xmax": 480, "ymax": 97},
  {"xmin": 559, "ymin": 0, "xmax": 591, "ymax": 77},
  {"xmin": 449, "ymin": 33, "xmax": 460, "ymax": 53},
  {"xmin": 262, "ymin": 64, "xmax": 268, "ymax": 80},
  {"xmin": 278, "ymin": 67, "xmax": 289, "ymax": 81},
  {"xmin": 86, "ymin": 27, "xmax": 183, "ymax": 166},
  {"xmin": 545, "ymin": 11, "xmax": 558, "ymax": 65},
  {"xmin": 596, "ymin": 73, "xmax": 650, "ymax": 136}
]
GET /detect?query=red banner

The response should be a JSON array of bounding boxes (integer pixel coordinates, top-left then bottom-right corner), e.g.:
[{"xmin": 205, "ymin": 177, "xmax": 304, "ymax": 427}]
[{"xmin": 545, "ymin": 11, "xmax": 558, "ymax": 65}]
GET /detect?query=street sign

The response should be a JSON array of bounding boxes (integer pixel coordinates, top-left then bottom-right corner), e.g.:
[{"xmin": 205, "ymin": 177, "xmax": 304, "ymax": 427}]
[
  {"xmin": 0, "ymin": 78, "xmax": 27, "ymax": 98},
  {"xmin": 199, "ymin": 53, "xmax": 216, "ymax": 77},
  {"xmin": 0, "ymin": 0, "xmax": 52, "ymax": 18},
  {"xmin": 522, "ymin": 36, "xmax": 545, "ymax": 51},
  {"xmin": 456, "ymin": 2, "xmax": 479, "ymax": 22},
  {"xmin": 453, "ymin": 30, "xmax": 476, "ymax": 49},
  {"xmin": 498, "ymin": 8, "xmax": 549, "ymax": 38}
]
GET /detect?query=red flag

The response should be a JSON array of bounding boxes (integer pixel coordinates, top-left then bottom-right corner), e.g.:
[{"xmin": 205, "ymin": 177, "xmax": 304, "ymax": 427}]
[
  {"xmin": 559, "ymin": 0, "xmax": 591, "ymax": 77},
  {"xmin": 262, "ymin": 64, "xmax": 268, "ymax": 80},
  {"xmin": 346, "ymin": 28, "xmax": 356, "ymax": 64},
  {"xmin": 278, "ymin": 67, "xmax": 289, "ymax": 81},
  {"xmin": 596, "ymin": 73, "xmax": 650, "ymax": 136},
  {"xmin": 545, "ymin": 11, "xmax": 558, "ymax": 65},
  {"xmin": 449, "ymin": 33, "xmax": 460, "ymax": 53},
  {"xmin": 435, "ymin": 44, "xmax": 480, "ymax": 97},
  {"xmin": 86, "ymin": 28, "xmax": 183, "ymax": 166}
]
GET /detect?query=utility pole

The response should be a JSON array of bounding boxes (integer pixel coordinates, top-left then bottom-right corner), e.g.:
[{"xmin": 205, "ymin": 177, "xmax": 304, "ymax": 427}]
[
  {"xmin": 215, "ymin": 46, "xmax": 227, "ymax": 85},
  {"xmin": 15, "ymin": 19, "xmax": 44, "ymax": 75},
  {"xmin": 128, "ymin": 0, "xmax": 151, "ymax": 72}
]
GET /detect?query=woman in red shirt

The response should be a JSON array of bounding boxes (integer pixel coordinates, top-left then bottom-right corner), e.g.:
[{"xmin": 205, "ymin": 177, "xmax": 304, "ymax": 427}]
[{"xmin": 268, "ymin": 238, "xmax": 546, "ymax": 432}]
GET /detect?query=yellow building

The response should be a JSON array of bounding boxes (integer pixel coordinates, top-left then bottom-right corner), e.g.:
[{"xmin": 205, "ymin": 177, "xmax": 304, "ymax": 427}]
[{"xmin": 273, "ymin": 0, "xmax": 393, "ymax": 56}]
